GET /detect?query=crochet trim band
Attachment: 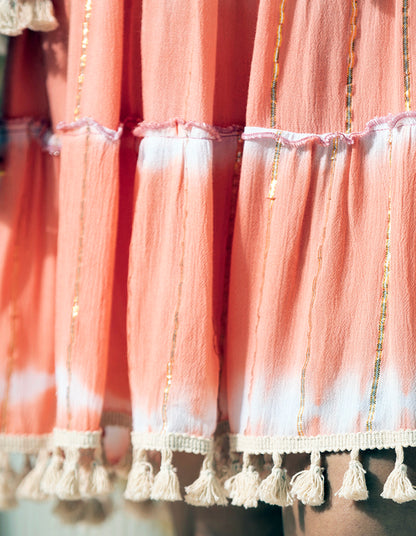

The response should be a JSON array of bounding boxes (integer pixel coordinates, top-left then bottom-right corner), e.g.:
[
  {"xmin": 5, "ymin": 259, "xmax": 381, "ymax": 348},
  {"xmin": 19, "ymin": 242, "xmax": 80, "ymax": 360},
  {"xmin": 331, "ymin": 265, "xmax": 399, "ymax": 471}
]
[{"xmin": 230, "ymin": 429, "xmax": 416, "ymax": 454}]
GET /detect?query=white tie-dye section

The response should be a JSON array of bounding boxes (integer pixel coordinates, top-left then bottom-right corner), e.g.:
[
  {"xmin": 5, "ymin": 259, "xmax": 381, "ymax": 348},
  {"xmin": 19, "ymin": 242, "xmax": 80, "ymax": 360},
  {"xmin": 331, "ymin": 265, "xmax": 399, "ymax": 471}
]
[
  {"xmin": 132, "ymin": 396, "xmax": 218, "ymax": 438},
  {"xmin": 319, "ymin": 372, "xmax": 365, "ymax": 434},
  {"xmin": 0, "ymin": 368, "xmax": 55, "ymax": 405},
  {"xmin": 55, "ymin": 365, "xmax": 103, "ymax": 418},
  {"xmin": 230, "ymin": 374, "xmax": 311, "ymax": 437},
  {"xmin": 370, "ymin": 366, "xmax": 413, "ymax": 430},
  {"xmin": 232, "ymin": 365, "xmax": 416, "ymax": 437},
  {"xmin": 139, "ymin": 125, "xmax": 213, "ymax": 174}
]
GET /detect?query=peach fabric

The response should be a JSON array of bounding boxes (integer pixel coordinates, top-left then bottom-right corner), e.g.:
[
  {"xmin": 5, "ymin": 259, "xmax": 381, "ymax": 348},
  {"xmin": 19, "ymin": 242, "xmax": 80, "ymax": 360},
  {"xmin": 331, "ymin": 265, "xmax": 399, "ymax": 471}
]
[{"xmin": 1, "ymin": 0, "xmax": 416, "ymax": 465}]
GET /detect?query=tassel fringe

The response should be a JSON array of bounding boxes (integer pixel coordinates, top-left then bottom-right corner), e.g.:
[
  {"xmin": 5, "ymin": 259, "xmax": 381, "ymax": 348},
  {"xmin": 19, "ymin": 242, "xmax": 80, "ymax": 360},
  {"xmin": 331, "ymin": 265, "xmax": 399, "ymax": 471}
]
[
  {"xmin": 40, "ymin": 448, "xmax": 64, "ymax": 495},
  {"xmin": 0, "ymin": 451, "xmax": 17, "ymax": 510},
  {"xmin": 150, "ymin": 449, "xmax": 182, "ymax": 502},
  {"xmin": 290, "ymin": 450, "xmax": 324, "ymax": 506},
  {"xmin": 224, "ymin": 453, "xmax": 260, "ymax": 508},
  {"xmin": 381, "ymin": 446, "xmax": 416, "ymax": 503},
  {"xmin": 55, "ymin": 447, "xmax": 81, "ymax": 500},
  {"xmin": 3, "ymin": 437, "xmax": 416, "ymax": 509},
  {"xmin": 0, "ymin": 0, "xmax": 57, "ymax": 36},
  {"xmin": 28, "ymin": 0, "xmax": 58, "ymax": 31},
  {"xmin": 86, "ymin": 445, "xmax": 112, "ymax": 498},
  {"xmin": 124, "ymin": 448, "xmax": 154, "ymax": 502},
  {"xmin": 184, "ymin": 451, "xmax": 228, "ymax": 507},
  {"xmin": 16, "ymin": 449, "xmax": 49, "ymax": 501},
  {"xmin": 258, "ymin": 452, "xmax": 293, "ymax": 507},
  {"xmin": 335, "ymin": 448, "xmax": 368, "ymax": 501}
]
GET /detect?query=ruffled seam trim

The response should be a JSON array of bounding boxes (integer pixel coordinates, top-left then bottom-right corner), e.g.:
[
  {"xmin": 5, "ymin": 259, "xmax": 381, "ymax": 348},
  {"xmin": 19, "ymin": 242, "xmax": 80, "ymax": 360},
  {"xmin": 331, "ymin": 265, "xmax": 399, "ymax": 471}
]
[
  {"xmin": 243, "ymin": 110, "xmax": 416, "ymax": 147},
  {"xmin": 56, "ymin": 117, "xmax": 123, "ymax": 142},
  {"xmin": 133, "ymin": 118, "xmax": 244, "ymax": 140}
]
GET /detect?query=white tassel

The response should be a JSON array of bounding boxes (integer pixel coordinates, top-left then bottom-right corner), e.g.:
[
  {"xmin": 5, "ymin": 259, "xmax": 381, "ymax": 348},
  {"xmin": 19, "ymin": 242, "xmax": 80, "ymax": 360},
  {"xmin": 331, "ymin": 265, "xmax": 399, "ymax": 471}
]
[
  {"xmin": 150, "ymin": 449, "xmax": 182, "ymax": 502},
  {"xmin": 258, "ymin": 452, "xmax": 293, "ymax": 507},
  {"xmin": 89, "ymin": 446, "xmax": 112, "ymax": 497},
  {"xmin": 124, "ymin": 448, "xmax": 154, "ymax": 502},
  {"xmin": 40, "ymin": 448, "xmax": 64, "ymax": 495},
  {"xmin": 28, "ymin": 0, "xmax": 58, "ymax": 32},
  {"xmin": 335, "ymin": 448, "xmax": 368, "ymax": 501},
  {"xmin": 290, "ymin": 450, "xmax": 324, "ymax": 506},
  {"xmin": 78, "ymin": 463, "xmax": 93, "ymax": 497},
  {"xmin": 55, "ymin": 448, "xmax": 81, "ymax": 500},
  {"xmin": 0, "ymin": 451, "xmax": 17, "ymax": 509},
  {"xmin": 224, "ymin": 453, "xmax": 260, "ymax": 509},
  {"xmin": 16, "ymin": 449, "xmax": 49, "ymax": 501},
  {"xmin": 184, "ymin": 451, "xmax": 228, "ymax": 507},
  {"xmin": 381, "ymin": 445, "xmax": 416, "ymax": 503},
  {"xmin": 0, "ymin": 0, "xmax": 32, "ymax": 35},
  {"xmin": 69, "ymin": 447, "xmax": 111, "ymax": 499}
]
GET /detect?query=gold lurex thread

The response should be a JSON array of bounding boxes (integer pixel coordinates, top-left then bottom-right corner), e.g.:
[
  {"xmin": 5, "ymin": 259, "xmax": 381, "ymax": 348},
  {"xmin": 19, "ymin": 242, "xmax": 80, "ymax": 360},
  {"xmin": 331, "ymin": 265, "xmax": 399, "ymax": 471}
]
[
  {"xmin": 65, "ymin": 0, "xmax": 92, "ymax": 427},
  {"xmin": 403, "ymin": 0, "xmax": 411, "ymax": 111},
  {"xmin": 345, "ymin": 0, "xmax": 358, "ymax": 133},
  {"xmin": 366, "ymin": 131, "xmax": 393, "ymax": 431},
  {"xmin": 271, "ymin": 0, "xmax": 286, "ymax": 128},
  {"xmin": 297, "ymin": 139, "xmax": 339, "ymax": 436},
  {"xmin": 74, "ymin": 0, "xmax": 92, "ymax": 121}
]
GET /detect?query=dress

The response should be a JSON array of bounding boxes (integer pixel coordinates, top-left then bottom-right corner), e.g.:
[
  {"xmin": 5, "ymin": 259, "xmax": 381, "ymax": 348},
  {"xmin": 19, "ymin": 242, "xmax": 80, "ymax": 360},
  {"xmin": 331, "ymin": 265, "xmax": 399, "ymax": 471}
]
[{"xmin": 1, "ymin": 0, "xmax": 416, "ymax": 513}]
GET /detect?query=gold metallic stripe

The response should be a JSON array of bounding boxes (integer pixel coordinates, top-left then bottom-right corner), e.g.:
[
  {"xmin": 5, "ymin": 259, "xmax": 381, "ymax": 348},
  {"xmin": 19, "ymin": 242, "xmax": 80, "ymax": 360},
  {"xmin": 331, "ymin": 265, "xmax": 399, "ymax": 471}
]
[
  {"xmin": 297, "ymin": 139, "xmax": 339, "ymax": 436},
  {"xmin": 244, "ymin": 135, "xmax": 282, "ymax": 433},
  {"xmin": 403, "ymin": 0, "xmax": 412, "ymax": 111},
  {"xmin": 366, "ymin": 131, "xmax": 393, "ymax": 431},
  {"xmin": 64, "ymin": 0, "xmax": 93, "ymax": 428},
  {"xmin": 345, "ymin": 0, "xmax": 358, "ymax": 133},
  {"xmin": 162, "ymin": 171, "xmax": 189, "ymax": 431},
  {"xmin": 65, "ymin": 127, "xmax": 90, "ymax": 429},
  {"xmin": 74, "ymin": 0, "xmax": 92, "ymax": 121},
  {"xmin": 270, "ymin": 0, "xmax": 286, "ymax": 128}
]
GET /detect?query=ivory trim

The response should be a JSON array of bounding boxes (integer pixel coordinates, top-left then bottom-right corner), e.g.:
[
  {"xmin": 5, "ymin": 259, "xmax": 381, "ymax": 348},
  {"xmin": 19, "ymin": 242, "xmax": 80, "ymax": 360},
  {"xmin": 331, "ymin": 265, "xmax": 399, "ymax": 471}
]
[
  {"xmin": 52, "ymin": 428, "xmax": 102, "ymax": 449},
  {"xmin": 230, "ymin": 429, "xmax": 416, "ymax": 454},
  {"xmin": 0, "ymin": 433, "xmax": 51, "ymax": 453},
  {"xmin": 131, "ymin": 432, "xmax": 212, "ymax": 455}
]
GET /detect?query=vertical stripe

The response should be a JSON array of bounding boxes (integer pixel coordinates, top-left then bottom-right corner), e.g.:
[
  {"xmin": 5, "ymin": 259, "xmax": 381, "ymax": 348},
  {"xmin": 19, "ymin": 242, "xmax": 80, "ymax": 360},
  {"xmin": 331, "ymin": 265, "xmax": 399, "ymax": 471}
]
[
  {"xmin": 244, "ymin": 135, "xmax": 282, "ymax": 434},
  {"xmin": 74, "ymin": 0, "xmax": 92, "ymax": 121},
  {"xmin": 65, "ymin": 0, "xmax": 93, "ymax": 429},
  {"xmin": 366, "ymin": 131, "xmax": 393, "ymax": 431},
  {"xmin": 161, "ymin": 163, "xmax": 189, "ymax": 432},
  {"xmin": 270, "ymin": 0, "xmax": 287, "ymax": 129},
  {"xmin": 297, "ymin": 139, "xmax": 339, "ymax": 436},
  {"xmin": 65, "ymin": 127, "xmax": 90, "ymax": 429},
  {"xmin": 345, "ymin": 0, "xmax": 358, "ymax": 133},
  {"xmin": 403, "ymin": 0, "xmax": 412, "ymax": 111}
]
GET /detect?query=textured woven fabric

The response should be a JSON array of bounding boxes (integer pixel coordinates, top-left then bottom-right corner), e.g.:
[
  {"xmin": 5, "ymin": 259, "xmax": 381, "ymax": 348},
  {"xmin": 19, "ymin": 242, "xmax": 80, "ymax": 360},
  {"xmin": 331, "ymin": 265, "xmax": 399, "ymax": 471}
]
[{"xmin": 1, "ymin": 0, "xmax": 416, "ymax": 509}]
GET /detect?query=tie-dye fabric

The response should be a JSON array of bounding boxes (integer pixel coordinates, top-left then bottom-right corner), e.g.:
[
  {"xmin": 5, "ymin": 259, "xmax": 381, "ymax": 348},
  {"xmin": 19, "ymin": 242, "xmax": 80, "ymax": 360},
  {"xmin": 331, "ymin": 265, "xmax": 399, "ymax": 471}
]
[{"xmin": 1, "ymin": 0, "xmax": 416, "ymax": 511}]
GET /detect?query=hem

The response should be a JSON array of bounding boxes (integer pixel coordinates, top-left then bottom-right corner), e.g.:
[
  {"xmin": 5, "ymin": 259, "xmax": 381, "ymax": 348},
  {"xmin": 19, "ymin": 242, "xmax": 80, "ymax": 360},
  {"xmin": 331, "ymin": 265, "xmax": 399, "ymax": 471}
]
[
  {"xmin": 52, "ymin": 428, "xmax": 102, "ymax": 449},
  {"xmin": 0, "ymin": 433, "xmax": 51, "ymax": 453},
  {"xmin": 131, "ymin": 431, "xmax": 212, "ymax": 455},
  {"xmin": 230, "ymin": 429, "xmax": 416, "ymax": 454}
]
